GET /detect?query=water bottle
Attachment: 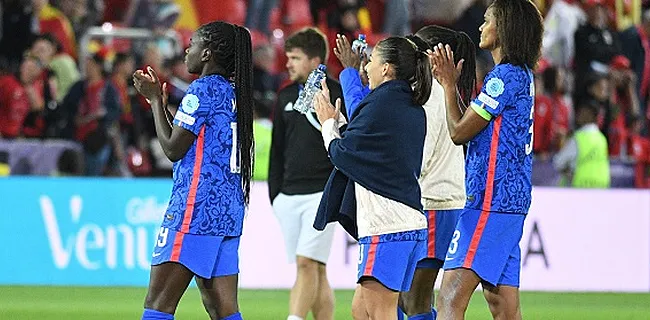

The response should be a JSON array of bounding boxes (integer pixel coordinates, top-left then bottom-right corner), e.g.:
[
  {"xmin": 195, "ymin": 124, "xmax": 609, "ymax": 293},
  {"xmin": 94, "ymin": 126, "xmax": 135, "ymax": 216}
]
[
  {"xmin": 294, "ymin": 64, "xmax": 327, "ymax": 114},
  {"xmin": 351, "ymin": 34, "xmax": 368, "ymax": 57}
]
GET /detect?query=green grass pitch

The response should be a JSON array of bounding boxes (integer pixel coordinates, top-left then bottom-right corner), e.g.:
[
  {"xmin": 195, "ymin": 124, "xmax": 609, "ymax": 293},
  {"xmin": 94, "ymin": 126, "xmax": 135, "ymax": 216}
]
[{"xmin": 0, "ymin": 286, "xmax": 649, "ymax": 319}]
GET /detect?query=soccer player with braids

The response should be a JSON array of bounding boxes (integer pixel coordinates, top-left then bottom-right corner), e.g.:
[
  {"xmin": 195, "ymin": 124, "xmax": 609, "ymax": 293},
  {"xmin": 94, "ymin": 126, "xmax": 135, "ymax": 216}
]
[
  {"xmin": 431, "ymin": 0, "xmax": 543, "ymax": 319},
  {"xmin": 133, "ymin": 21, "xmax": 254, "ymax": 320}
]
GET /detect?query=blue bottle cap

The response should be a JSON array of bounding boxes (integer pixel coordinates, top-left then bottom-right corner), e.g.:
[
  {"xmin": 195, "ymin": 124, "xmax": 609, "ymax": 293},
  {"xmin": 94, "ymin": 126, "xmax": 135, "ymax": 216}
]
[
  {"xmin": 358, "ymin": 34, "xmax": 366, "ymax": 41},
  {"xmin": 317, "ymin": 64, "xmax": 327, "ymax": 71}
]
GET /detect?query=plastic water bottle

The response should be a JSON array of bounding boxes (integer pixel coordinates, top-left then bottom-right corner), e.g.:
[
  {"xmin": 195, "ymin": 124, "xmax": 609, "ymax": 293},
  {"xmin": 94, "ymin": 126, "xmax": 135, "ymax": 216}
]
[
  {"xmin": 351, "ymin": 34, "xmax": 368, "ymax": 57},
  {"xmin": 294, "ymin": 64, "xmax": 327, "ymax": 114}
]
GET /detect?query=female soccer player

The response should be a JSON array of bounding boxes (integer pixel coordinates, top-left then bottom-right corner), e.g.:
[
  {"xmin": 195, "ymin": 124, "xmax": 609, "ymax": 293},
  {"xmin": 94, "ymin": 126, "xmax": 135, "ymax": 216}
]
[
  {"xmin": 431, "ymin": 0, "xmax": 543, "ymax": 319},
  {"xmin": 398, "ymin": 27, "xmax": 476, "ymax": 320},
  {"xmin": 332, "ymin": 29, "xmax": 477, "ymax": 320},
  {"xmin": 314, "ymin": 36, "xmax": 432, "ymax": 320},
  {"xmin": 133, "ymin": 21, "xmax": 254, "ymax": 320}
]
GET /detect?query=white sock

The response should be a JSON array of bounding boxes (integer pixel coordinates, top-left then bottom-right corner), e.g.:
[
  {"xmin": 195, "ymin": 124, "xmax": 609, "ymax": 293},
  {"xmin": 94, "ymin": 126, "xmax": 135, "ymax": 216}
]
[{"xmin": 287, "ymin": 316, "xmax": 304, "ymax": 320}]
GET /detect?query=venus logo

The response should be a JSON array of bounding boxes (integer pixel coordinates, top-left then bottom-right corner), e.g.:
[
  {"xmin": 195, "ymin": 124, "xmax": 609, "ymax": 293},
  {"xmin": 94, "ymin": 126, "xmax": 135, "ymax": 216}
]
[{"xmin": 39, "ymin": 195, "xmax": 162, "ymax": 271}]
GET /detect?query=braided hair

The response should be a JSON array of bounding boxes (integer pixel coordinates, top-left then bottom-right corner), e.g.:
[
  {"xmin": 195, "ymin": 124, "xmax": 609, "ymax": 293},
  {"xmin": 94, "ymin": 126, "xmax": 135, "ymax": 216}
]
[
  {"xmin": 415, "ymin": 25, "xmax": 477, "ymax": 109},
  {"xmin": 195, "ymin": 21, "xmax": 255, "ymax": 205}
]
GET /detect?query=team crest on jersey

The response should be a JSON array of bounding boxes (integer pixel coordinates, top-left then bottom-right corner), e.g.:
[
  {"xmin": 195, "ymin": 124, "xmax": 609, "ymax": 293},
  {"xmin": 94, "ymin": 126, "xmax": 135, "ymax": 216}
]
[
  {"xmin": 181, "ymin": 94, "xmax": 200, "ymax": 114},
  {"xmin": 486, "ymin": 77, "xmax": 505, "ymax": 97}
]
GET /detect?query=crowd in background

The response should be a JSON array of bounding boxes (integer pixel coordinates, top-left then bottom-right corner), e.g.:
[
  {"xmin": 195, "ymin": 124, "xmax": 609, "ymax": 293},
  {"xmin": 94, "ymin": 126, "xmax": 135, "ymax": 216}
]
[{"xmin": 1, "ymin": 0, "xmax": 650, "ymax": 187}]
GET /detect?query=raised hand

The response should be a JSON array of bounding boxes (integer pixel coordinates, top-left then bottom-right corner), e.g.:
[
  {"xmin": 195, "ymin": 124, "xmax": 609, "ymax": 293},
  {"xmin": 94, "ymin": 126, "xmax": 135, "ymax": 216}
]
[
  {"xmin": 133, "ymin": 66, "xmax": 162, "ymax": 102},
  {"xmin": 431, "ymin": 44, "xmax": 464, "ymax": 89},
  {"xmin": 334, "ymin": 34, "xmax": 362, "ymax": 70}
]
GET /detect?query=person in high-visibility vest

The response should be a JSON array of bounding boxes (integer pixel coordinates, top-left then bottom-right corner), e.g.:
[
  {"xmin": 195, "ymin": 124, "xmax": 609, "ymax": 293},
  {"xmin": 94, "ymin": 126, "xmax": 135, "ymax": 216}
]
[{"xmin": 553, "ymin": 99, "xmax": 611, "ymax": 188}]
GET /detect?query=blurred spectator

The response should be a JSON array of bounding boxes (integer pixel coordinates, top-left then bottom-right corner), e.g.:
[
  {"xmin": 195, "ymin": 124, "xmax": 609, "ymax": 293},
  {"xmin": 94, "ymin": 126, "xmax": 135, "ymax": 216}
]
[
  {"xmin": 21, "ymin": 54, "xmax": 57, "ymax": 139},
  {"xmin": 620, "ymin": 8, "xmax": 650, "ymax": 131},
  {"xmin": 63, "ymin": 50, "xmax": 121, "ymax": 175},
  {"xmin": 54, "ymin": 0, "xmax": 105, "ymax": 43},
  {"xmin": 32, "ymin": 0, "xmax": 77, "ymax": 59},
  {"xmin": 0, "ymin": 0, "xmax": 37, "ymax": 74},
  {"xmin": 573, "ymin": 0, "xmax": 621, "ymax": 90},
  {"xmin": 545, "ymin": 66, "xmax": 573, "ymax": 151},
  {"xmin": 534, "ymin": 66, "xmax": 555, "ymax": 158},
  {"xmin": 252, "ymin": 44, "xmax": 280, "ymax": 117},
  {"xmin": 109, "ymin": 52, "xmax": 136, "ymax": 176},
  {"xmin": 542, "ymin": 0, "xmax": 586, "ymax": 68},
  {"xmin": 607, "ymin": 55, "xmax": 641, "ymax": 157},
  {"xmin": 52, "ymin": 148, "xmax": 84, "ymax": 176},
  {"xmin": 246, "ymin": 0, "xmax": 278, "ymax": 36},
  {"xmin": 554, "ymin": 99, "xmax": 611, "ymax": 188},
  {"xmin": 30, "ymin": 33, "xmax": 80, "ymax": 103},
  {"xmin": 383, "ymin": 0, "xmax": 409, "ymax": 35},
  {"xmin": 0, "ymin": 59, "xmax": 31, "ymax": 139},
  {"xmin": 124, "ymin": 0, "xmax": 180, "ymax": 60}
]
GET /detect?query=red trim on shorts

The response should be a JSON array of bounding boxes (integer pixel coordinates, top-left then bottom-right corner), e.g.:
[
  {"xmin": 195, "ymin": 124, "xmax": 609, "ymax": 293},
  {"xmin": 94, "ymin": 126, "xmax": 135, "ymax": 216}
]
[
  {"xmin": 427, "ymin": 210, "xmax": 436, "ymax": 258},
  {"xmin": 170, "ymin": 232, "xmax": 185, "ymax": 262},
  {"xmin": 463, "ymin": 116, "xmax": 502, "ymax": 268},
  {"xmin": 363, "ymin": 235, "xmax": 380, "ymax": 276}
]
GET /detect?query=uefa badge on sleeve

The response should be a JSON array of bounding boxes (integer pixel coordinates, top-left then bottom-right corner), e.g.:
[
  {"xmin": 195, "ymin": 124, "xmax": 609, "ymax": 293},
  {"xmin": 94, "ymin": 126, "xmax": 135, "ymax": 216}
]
[
  {"xmin": 181, "ymin": 94, "xmax": 200, "ymax": 114},
  {"xmin": 486, "ymin": 78, "xmax": 505, "ymax": 98}
]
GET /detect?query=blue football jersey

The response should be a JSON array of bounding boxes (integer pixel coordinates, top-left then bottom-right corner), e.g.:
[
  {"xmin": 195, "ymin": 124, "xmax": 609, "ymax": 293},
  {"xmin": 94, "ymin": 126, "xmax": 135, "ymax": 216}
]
[
  {"xmin": 466, "ymin": 63, "xmax": 534, "ymax": 214},
  {"xmin": 164, "ymin": 74, "xmax": 245, "ymax": 236}
]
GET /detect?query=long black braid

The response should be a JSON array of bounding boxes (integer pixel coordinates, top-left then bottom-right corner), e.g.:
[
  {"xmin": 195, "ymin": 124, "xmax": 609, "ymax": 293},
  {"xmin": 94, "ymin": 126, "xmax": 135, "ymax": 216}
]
[
  {"xmin": 196, "ymin": 21, "xmax": 255, "ymax": 205},
  {"xmin": 415, "ymin": 25, "xmax": 477, "ymax": 110}
]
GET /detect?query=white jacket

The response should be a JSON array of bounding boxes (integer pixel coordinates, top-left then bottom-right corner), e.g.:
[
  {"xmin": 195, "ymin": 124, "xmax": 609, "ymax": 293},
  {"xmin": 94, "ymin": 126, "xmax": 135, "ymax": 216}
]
[{"xmin": 419, "ymin": 80, "xmax": 466, "ymax": 210}]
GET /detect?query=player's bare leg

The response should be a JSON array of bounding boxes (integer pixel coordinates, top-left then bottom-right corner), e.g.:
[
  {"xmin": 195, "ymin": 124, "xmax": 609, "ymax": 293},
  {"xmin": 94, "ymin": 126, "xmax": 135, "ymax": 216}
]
[
  {"xmin": 351, "ymin": 284, "xmax": 370, "ymax": 320},
  {"xmin": 358, "ymin": 278, "xmax": 400, "ymax": 320},
  {"xmin": 195, "ymin": 274, "xmax": 240, "ymax": 320},
  {"xmin": 143, "ymin": 262, "xmax": 195, "ymax": 314},
  {"xmin": 311, "ymin": 264, "xmax": 335, "ymax": 320},
  {"xmin": 289, "ymin": 255, "xmax": 321, "ymax": 318},
  {"xmin": 399, "ymin": 267, "xmax": 439, "ymax": 316},
  {"xmin": 482, "ymin": 284, "xmax": 521, "ymax": 320},
  {"xmin": 436, "ymin": 268, "xmax": 481, "ymax": 320}
]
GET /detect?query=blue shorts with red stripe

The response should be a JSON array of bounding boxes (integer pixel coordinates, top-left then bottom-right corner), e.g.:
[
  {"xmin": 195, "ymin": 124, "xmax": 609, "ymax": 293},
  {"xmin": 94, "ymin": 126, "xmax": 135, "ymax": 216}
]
[
  {"xmin": 442, "ymin": 208, "xmax": 525, "ymax": 287},
  {"xmin": 151, "ymin": 227, "xmax": 240, "ymax": 279},
  {"xmin": 416, "ymin": 209, "xmax": 462, "ymax": 269},
  {"xmin": 357, "ymin": 229, "xmax": 427, "ymax": 292}
]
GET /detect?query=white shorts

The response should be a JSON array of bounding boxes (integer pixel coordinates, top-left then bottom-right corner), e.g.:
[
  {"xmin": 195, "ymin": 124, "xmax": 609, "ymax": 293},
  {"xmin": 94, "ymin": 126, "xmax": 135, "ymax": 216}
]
[{"xmin": 272, "ymin": 192, "xmax": 336, "ymax": 264}]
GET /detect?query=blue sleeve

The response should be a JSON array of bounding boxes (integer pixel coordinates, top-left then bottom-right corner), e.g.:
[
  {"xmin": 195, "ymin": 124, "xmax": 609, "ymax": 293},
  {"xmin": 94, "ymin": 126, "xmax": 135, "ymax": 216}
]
[
  {"xmin": 339, "ymin": 67, "xmax": 370, "ymax": 119},
  {"xmin": 173, "ymin": 80, "xmax": 214, "ymax": 136},
  {"xmin": 470, "ymin": 65, "xmax": 523, "ymax": 118}
]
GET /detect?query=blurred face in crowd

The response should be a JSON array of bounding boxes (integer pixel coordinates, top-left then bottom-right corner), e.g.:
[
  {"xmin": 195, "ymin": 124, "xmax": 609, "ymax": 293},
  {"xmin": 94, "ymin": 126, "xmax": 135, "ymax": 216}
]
[
  {"xmin": 479, "ymin": 6, "xmax": 498, "ymax": 51},
  {"xmin": 588, "ymin": 5, "xmax": 609, "ymax": 29},
  {"xmin": 341, "ymin": 10, "xmax": 359, "ymax": 32},
  {"xmin": 285, "ymin": 48, "xmax": 320, "ymax": 83},
  {"xmin": 20, "ymin": 57, "xmax": 42, "ymax": 84},
  {"xmin": 31, "ymin": 0, "xmax": 48, "ymax": 12},
  {"xmin": 115, "ymin": 57, "xmax": 135, "ymax": 78},
  {"xmin": 364, "ymin": 47, "xmax": 388, "ymax": 90},
  {"xmin": 589, "ymin": 77, "xmax": 609, "ymax": 102},
  {"xmin": 555, "ymin": 67, "xmax": 567, "ymax": 94},
  {"xmin": 253, "ymin": 45, "xmax": 276, "ymax": 72},
  {"xmin": 31, "ymin": 39, "xmax": 56, "ymax": 64}
]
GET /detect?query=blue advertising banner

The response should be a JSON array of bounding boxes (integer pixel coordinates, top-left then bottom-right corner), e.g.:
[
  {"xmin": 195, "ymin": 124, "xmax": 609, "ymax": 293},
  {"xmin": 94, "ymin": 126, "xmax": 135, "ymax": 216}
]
[{"xmin": 0, "ymin": 177, "xmax": 171, "ymax": 286}]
